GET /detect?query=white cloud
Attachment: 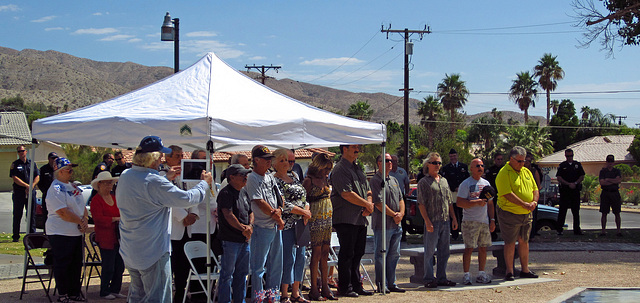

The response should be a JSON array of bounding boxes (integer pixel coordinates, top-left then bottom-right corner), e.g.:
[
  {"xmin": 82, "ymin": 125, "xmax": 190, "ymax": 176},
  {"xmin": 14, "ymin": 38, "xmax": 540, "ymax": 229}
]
[
  {"xmin": 0, "ymin": 4, "xmax": 19, "ymax": 12},
  {"xmin": 249, "ymin": 56, "xmax": 266, "ymax": 61},
  {"xmin": 31, "ymin": 15, "xmax": 56, "ymax": 23},
  {"xmin": 73, "ymin": 28, "xmax": 118, "ymax": 35},
  {"xmin": 183, "ymin": 40, "xmax": 244, "ymax": 59},
  {"xmin": 128, "ymin": 38, "xmax": 142, "ymax": 43},
  {"xmin": 185, "ymin": 31, "xmax": 217, "ymax": 38},
  {"xmin": 300, "ymin": 57, "xmax": 365, "ymax": 66},
  {"xmin": 100, "ymin": 34, "xmax": 135, "ymax": 41},
  {"xmin": 45, "ymin": 27, "xmax": 64, "ymax": 31},
  {"xmin": 93, "ymin": 12, "xmax": 102, "ymax": 16},
  {"xmin": 140, "ymin": 42, "xmax": 173, "ymax": 51}
]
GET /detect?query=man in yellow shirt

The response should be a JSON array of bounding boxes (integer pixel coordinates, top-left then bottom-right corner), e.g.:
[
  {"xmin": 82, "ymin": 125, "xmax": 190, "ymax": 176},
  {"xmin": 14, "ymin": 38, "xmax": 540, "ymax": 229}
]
[{"xmin": 495, "ymin": 146, "xmax": 539, "ymax": 281}]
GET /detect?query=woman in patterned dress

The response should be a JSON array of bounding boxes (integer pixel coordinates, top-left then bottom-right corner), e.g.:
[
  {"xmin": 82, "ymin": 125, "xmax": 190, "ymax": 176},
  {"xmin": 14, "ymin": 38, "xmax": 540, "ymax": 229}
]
[
  {"xmin": 302, "ymin": 153, "xmax": 336, "ymax": 301},
  {"xmin": 273, "ymin": 149, "xmax": 312, "ymax": 303}
]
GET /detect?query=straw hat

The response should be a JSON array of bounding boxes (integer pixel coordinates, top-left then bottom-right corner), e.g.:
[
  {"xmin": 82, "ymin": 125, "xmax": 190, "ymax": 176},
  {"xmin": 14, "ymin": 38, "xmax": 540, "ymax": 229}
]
[{"xmin": 91, "ymin": 171, "xmax": 119, "ymax": 189}]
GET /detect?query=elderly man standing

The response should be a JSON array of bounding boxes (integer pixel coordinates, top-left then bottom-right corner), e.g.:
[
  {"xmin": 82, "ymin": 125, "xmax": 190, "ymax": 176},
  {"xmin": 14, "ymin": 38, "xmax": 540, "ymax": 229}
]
[
  {"xmin": 599, "ymin": 155, "xmax": 623, "ymax": 237},
  {"xmin": 389, "ymin": 155, "xmax": 410, "ymax": 196},
  {"xmin": 10, "ymin": 145, "xmax": 39, "ymax": 242},
  {"xmin": 117, "ymin": 136, "xmax": 212, "ymax": 303},
  {"xmin": 247, "ymin": 145, "xmax": 285, "ymax": 300},
  {"xmin": 370, "ymin": 153, "xmax": 405, "ymax": 293},
  {"xmin": 330, "ymin": 144, "xmax": 375, "ymax": 297},
  {"xmin": 457, "ymin": 158, "xmax": 495, "ymax": 285},
  {"xmin": 418, "ymin": 152, "xmax": 458, "ymax": 288},
  {"xmin": 495, "ymin": 146, "xmax": 539, "ymax": 281},
  {"xmin": 440, "ymin": 148, "xmax": 469, "ymax": 240},
  {"xmin": 556, "ymin": 148, "xmax": 585, "ymax": 235}
]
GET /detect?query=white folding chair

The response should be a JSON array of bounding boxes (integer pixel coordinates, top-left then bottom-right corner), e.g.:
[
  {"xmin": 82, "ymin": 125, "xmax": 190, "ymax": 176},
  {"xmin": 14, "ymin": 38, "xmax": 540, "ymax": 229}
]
[
  {"xmin": 329, "ymin": 232, "xmax": 375, "ymax": 291},
  {"xmin": 183, "ymin": 241, "xmax": 221, "ymax": 303}
]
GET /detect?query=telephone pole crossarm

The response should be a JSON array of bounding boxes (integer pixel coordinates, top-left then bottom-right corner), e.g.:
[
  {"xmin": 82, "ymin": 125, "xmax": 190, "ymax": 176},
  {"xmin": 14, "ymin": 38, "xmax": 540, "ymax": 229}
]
[{"xmin": 245, "ymin": 64, "xmax": 282, "ymax": 85}]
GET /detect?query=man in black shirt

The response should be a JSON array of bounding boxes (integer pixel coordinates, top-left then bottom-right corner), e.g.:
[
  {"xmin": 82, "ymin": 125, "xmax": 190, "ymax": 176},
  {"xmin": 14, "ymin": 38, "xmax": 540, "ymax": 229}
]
[
  {"xmin": 9, "ymin": 145, "xmax": 40, "ymax": 242},
  {"xmin": 556, "ymin": 149, "xmax": 585, "ymax": 235},
  {"xmin": 92, "ymin": 153, "xmax": 115, "ymax": 179},
  {"xmin": 484, "ymin": 153, "xmax": 504, "ymax": 190},
  {"xmin": 217, "ymin": 164, "xmax": 253, "ymax": 303},
  {"xmin": 38, "ymin": 152, "xmax": 58, "ymax": 218},
  {"xmin": 440, "ymin": 149, "xmax": 469, "ymax": 240},
  {"xmin": 111, "ymin": 151, "xmax": 132, "ymax": 177},
  {"xmin": 599, "ymin": 155, "xmax": 623, "ymax": 237}
]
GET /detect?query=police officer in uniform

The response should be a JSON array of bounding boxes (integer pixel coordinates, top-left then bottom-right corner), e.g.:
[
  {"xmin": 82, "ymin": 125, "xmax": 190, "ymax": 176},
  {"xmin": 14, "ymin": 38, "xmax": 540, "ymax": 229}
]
[
  {"xmin": 483, "ymin": 153, "xmax": 504, "ymax": 190},
  {"xmin": 439, "ymin": 148, "xmax": 469, "ymax": 240},
  {"xmin": 111, "ymin": 151, "xmax": 132, "ymax": 177},
  {"xmin": 556, "ymin": 148, "xmax": 585, "ymax": 235},
  {"xmin": 9, "ymin": 145, "xmax": 40, "ymax": 242},
  {"xmin": 92, "ymin": 153, "xmax": 115, "ymax": 180},
  {"xmin": 38, "ymin": 152, "xmax": 58, "ymax": 219}
]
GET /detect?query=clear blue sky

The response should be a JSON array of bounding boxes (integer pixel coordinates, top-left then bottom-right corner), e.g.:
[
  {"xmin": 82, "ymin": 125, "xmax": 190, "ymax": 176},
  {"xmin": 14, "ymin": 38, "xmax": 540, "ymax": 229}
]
[{"xmin": 2, "ymin": 1, "xmax": 639, "ymax": 126}]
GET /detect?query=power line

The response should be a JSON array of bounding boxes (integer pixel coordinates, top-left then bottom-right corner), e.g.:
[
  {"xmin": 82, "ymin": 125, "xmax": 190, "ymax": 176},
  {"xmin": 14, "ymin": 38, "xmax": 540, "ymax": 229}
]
[
  {"xmin": 412, "ymin": 89, "xmax": 640, "ymax": 95},
  {"xmin": 435, "ymin": 21, "xmax": 575, "ymax": 33}
]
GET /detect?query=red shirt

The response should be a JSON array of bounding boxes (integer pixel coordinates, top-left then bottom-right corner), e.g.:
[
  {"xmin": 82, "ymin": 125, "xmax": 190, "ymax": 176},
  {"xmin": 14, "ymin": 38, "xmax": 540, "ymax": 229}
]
[{"xmin": 90, "ymin": 194, "xmax": 120, "ymax": 249}]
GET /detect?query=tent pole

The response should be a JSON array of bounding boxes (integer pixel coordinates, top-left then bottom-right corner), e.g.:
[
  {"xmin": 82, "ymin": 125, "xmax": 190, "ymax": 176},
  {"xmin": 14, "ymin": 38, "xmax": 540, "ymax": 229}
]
[
  {"xmin": 380, "ymin": 143, "xmax": 386, "ymax": 295},
  {"xmin": 205, "ymin": 140, "xmax": 214, "ymax": 302},
  {"xmin": 23, "ymin": 140, "xmax": 38, "ymax": 283}
]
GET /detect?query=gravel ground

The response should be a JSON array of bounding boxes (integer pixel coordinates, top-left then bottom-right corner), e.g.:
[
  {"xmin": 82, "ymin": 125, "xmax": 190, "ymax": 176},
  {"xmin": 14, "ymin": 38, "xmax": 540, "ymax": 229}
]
[{"xmin": 6, "ymin": 250, "xmax": 639, "ymax": 303}]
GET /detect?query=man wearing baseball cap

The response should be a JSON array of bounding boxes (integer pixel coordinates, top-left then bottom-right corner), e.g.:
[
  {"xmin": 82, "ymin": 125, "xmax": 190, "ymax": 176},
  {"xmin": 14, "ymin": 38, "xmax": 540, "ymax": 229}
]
[
  {"xmin": 246, "ymin": 145, "xmax": 285, "ymax": 301},
  {"xmin": 39, "ymin": 152, "xmax": 59, "ymax": 220},
  {"xmin": 116, "ymin": 136, "xmax": 213, "ymax": 303}
]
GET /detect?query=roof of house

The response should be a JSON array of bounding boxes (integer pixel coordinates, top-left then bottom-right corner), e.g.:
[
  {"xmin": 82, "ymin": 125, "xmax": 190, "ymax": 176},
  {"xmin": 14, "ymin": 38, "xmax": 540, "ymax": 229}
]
[
  {"xmin": 0, "ymin": 112, "xmax": 32, "ymax": 145},
  {"xmin": 537, "ymin": 135, "xmax": 635, "ymax": 165}
]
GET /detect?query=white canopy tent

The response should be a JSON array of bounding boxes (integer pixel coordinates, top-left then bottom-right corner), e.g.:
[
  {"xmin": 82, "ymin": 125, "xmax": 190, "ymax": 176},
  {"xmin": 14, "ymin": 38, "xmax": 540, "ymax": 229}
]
[{"xmin": 30, "ymin": 52, "xmax": 392, "ymax": 299}]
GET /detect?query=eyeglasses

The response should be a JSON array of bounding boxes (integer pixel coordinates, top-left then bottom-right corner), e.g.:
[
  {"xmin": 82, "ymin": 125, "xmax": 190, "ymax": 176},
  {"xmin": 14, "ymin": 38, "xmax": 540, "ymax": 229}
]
[
  {"xmin": 512, "ymin": 159, "xmax": 525, "ymax": 163},
  {"xmin": 17, "ymin": 150, "xmax": 26, "ymax": 153},
  {"xmin": 62, "ymin": 168, "xmax": 74, "ymax": 173},
  {"xmin": 115, "ymin": 158, "xmax": 123, "ymax": 161},
  {"xmin": 429, "ymin": 161, "xmax": 442, "ymax": 165},
  {"xmin": 475, "ymin": 164, "xmax": 484, "ymax": 168},
  {"xmin": 566, "ymin": 154, "xmax": 574, "ymax": 157}
]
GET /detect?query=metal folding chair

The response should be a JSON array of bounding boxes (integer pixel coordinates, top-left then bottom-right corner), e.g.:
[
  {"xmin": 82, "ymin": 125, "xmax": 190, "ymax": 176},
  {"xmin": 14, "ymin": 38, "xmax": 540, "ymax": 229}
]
[
  {"xmin": 82, "ymin": 232, "xmax": 102, "ymax": 295},
  {"xmin": 183, "ymin": 241, "xmax": 221, "ymax": 303},
  {"xmin": 329, "ymin": 232, "xmax": 375, "ymax": 291},
  {"xmin": 20, "ymin": 233, "xmax": 55, "ymax": 302}
]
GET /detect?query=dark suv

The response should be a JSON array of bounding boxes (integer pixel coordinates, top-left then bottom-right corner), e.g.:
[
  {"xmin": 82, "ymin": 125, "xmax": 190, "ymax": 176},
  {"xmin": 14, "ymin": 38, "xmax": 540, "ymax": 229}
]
[{"xmin": 539, "ymin": 184, "xmax": 559, "ymax": 206}]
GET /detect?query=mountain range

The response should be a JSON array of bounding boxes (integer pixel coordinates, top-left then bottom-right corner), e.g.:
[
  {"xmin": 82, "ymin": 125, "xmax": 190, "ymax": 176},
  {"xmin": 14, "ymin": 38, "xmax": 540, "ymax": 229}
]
[{"xmin": 0, "ymin": 46, "xmax": 544, "ymax": 125}]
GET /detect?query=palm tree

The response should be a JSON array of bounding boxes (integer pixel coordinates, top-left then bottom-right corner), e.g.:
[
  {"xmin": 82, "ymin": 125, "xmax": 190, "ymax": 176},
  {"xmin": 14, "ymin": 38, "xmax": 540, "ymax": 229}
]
[
  {"xmin": 437, "ymin": 73, "xmax": 469, "ymax": 135},
  {"xmin": 509, "ymin": 71, "xmax": 538, "ymax": 124},
  {"xmin": 418, "ymin": 95, "xmax": 443, "ymax": 148},
  {"xmin": 551, "ymin": 100, "xmax": 560, "ymax": 115},
  {"xmin": 533, "ymin": 53, "xmax": 565, "ymax": 125},
  {"xmin": 347, "ymin": 100, "xmax": 374, "ymax": 121}
]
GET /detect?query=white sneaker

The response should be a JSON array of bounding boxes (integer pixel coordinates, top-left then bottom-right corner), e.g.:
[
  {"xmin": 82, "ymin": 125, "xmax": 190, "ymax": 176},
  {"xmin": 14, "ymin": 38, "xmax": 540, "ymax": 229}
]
[
  {"xmin": 463, "ymin": 273, "xmax": 472, "ymax": 285},
  {"xmin": 111, "ymin": 293, "xmax": 127, "ymax": 299},
  {"xmin": 476, "ymin": 272, "xmax": 492, "ymax": 284},
  {"xmin": 101, "ymin": 294, "xmax": 116, "ymax": 300}
]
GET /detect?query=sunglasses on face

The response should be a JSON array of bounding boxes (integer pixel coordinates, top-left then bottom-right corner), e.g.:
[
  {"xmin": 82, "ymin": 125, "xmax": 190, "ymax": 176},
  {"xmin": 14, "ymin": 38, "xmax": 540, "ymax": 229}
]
[
  {"xmin": 17, "ymin": 150, "xmax": 26, "ymax": 153},
  {"xmin": 475, "ymin": 164, "xmax": 484, "ymax": 168},
  {"xmin": 429, "ymin": 161, "xmax": 442, "ymax": 165},
  {"xmin": 512, "ymin": 159, "xmax": 525, "ymax": 163},
  {"xmin": 115, "ymin": 158, "xmax": 123, "ymax": 161}
]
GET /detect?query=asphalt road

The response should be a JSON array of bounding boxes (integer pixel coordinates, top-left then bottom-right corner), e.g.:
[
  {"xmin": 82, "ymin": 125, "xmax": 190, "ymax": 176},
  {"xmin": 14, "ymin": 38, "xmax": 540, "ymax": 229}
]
[{"xmin": 1, "ymin": 191, "xmax": 640, "ymax": 234}]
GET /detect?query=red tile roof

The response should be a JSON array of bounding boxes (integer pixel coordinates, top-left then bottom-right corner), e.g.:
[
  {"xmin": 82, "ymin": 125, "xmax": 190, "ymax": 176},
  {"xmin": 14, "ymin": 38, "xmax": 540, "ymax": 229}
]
[{"xmin": 117, "ymin": 148, "xmax": 334, "ymax": 163}]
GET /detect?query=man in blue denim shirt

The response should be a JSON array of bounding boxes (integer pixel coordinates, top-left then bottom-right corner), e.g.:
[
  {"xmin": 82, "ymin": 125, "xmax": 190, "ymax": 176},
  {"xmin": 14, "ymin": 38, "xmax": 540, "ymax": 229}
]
[{"xmin": 117, "ymin": 136, "xmax": 212, "ymax": 303}]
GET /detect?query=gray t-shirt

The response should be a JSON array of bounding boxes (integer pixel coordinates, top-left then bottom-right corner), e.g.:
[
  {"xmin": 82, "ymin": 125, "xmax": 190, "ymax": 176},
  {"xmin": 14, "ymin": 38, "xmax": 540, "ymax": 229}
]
[
  {"xmin": 246, "ymin": 171, "xmax": 282, "ymax": 228},
  {"xmin": 370, "ymin": 172, "xmax": 403, "ymax": 230},
  {"xmin": 389, "ymin": 167, "xmax": 410, "ymax": 195},
  {"xmin": 330, "ymin": 157, "xmax": 370, "ymax": 226},
  {"xmin": 457, "ymin": 177, "xmax": 490, "ymax": 224}
]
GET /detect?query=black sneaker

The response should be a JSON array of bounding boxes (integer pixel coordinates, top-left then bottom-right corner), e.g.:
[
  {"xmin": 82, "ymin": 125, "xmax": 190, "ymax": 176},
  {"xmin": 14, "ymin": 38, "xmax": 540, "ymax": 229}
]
[
  {"xmin": 519, "ymin": 271, "xmax": 538, "ymax": 279},
  {"xmin": 354, "ymin": 289, "xmax": 373, "ymax": 296},
  {"xmin": 388, "ymin": 286, "xmax": 406, "ymax": 293},
  {"xmin": 504, "ymin": 273, "xmax": 514, "ymax": 281},
  {"xmin": 338, "ymin": 291, "xmax": 358, "ymax": 298}
]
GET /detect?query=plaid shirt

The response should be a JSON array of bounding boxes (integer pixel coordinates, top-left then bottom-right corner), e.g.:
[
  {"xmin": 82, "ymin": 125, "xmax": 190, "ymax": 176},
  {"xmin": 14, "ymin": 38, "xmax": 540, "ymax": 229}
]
[{"xmin": 417, "ymin": 174, "xmax": 452, "ymax": 223}]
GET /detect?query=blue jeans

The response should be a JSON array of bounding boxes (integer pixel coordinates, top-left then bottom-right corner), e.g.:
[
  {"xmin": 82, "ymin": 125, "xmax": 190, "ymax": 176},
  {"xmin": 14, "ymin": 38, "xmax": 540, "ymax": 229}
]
[
  {"xmin": 282, "ymin": 228, "xmax": 306, "ymax": 285},
  {"xmin": 423, "ymin": 220, "xmax": 450, "ymax": 283},
  {"xmin": 218, "ymin": 241, "xmax": 250, "ymax": 303},
  {"xmin": 99, "ymin": 246, "xmax": 125, "ymax": 297},
  {"xmin": 250, "ymin": 226, "xmax": 283, "ymax": 300},
  {"xmin": 373, "ymin": 227, "xmax": 402, "ymax": 287},
  {"xmin": 126, "ymin": 252, "xmax": 172, "ymax": 303}
]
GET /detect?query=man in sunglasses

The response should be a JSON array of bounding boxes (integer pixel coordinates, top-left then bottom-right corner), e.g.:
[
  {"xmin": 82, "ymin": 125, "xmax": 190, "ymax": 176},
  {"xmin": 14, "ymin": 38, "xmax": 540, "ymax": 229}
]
[
  {"xmin": 495, "ymin": 146, "xmax": 539, "ymax": 281},
  {"xmin": 440, "ymin": 148, "xmax": 469, "ymax": 240},
  {"xmin": 111, "ymin": 151, "xmax": 132, "ymax": 177},
  {"xmin": 555, "ymin": 148, "xmax": 585, "ymax": 236},
  {"xmin": 10, "ymin": 145, "xmax": 40, "ymax": 242},
  {"xmin": 456, "ymin": 158, "xmax": 495, "ymax": 285}
]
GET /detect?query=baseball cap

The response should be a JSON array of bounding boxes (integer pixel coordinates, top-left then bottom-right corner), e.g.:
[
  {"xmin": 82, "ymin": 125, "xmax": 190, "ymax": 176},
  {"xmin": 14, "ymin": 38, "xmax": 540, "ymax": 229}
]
[
  {"xmin": 251, "ymin": 145, "xmax": 274, "ymax": 159},
  {"xmin": 48, "ymin": 152, "xmax": 59, "ymax": 159},
  {"xmin": 226, "ymin": 164, "xmax": 251, "ymax": 176},
  {"xmin": 54, "ymin": 157, "xmax": 79, "ymax": 171},
  {"xmin": 136, "ymin": 136, "xmax": 172, "ymax": 154}
]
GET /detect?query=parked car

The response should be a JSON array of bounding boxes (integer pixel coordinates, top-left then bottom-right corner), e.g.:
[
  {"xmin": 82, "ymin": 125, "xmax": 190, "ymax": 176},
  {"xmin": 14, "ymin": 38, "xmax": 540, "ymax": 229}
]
[
  {"xmin": 539, "ymin": 184, "xmax": 559, "ymax": 206},
  {"xmin": 35, "ymin": 183, "xmax": 94, "ymax": 229},
  {"xmin": 402, "ymin": 186, "xmax": 561, "ymax": 237}
]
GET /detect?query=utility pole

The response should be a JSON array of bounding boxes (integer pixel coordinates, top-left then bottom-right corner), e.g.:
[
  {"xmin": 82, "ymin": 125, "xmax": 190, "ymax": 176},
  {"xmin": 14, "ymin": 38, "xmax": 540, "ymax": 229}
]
[
  {"xmin": 245, "ymin": 64, "xmax": 281, "ymax": 84},
  {"xmin": 613, "ymin": 115, "xmax": 627, "ymax": 125},
  {"xmin": 381, "ymin": 25, "xmax": 431, "ymax": 174}
]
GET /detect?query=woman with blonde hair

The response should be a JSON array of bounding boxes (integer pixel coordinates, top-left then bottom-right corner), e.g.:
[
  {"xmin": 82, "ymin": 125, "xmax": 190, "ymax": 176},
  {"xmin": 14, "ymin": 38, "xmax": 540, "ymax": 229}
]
[
  {"xmin": 272, "ymin": 149, "xmax": 312, "ymax": 303},
  {"xmin": 302, "ymin": 153, "xmax": 336, "ymax": 301}
]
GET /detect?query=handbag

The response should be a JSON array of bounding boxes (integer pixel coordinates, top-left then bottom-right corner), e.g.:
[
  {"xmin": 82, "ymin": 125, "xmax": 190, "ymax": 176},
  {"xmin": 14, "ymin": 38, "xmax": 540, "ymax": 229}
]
[{"xmin": 294, "ymin": 218, "xmax": 311, "ymax": 247}]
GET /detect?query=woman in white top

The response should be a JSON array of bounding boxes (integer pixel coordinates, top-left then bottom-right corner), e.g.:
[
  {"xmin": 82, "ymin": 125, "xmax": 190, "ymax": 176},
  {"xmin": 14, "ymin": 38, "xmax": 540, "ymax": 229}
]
[{"xmin": 45, "ymin": 157, "xmax": 88, "ymax": 303}]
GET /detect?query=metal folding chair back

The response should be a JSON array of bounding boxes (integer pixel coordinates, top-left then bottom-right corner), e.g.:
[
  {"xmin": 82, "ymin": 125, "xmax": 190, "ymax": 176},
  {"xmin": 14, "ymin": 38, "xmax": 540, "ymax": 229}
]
[
  {"xmin": 182, "ymin": 240, "xmax": 221, "ymax": 303},
  {"xmin": 82, "ymin": 232, "xmax": 102, "ymax": 294},
  {"xmin": 328, "ymin": 231, "xmax": 375, "ymax": 291},
  {"xmin": 21, "ymin": 232, "xmax": 54, "ymax": 302}
]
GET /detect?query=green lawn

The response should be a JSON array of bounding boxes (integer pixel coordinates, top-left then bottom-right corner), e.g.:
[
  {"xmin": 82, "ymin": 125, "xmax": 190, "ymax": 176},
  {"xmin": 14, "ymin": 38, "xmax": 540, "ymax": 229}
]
[{"xmin": 0, "ymin": 233, "xmax": 45, "ymax": 257}]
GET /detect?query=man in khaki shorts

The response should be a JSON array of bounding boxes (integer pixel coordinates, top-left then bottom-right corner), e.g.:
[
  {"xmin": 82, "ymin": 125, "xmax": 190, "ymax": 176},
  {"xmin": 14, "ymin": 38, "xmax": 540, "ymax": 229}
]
[
  {"xmin": 457, "ymin": 158, "xmax": 495, "ymax": 285},
  {"xmin": 495, "ymin": 146, "xmax": 539, "ymax": 281}
]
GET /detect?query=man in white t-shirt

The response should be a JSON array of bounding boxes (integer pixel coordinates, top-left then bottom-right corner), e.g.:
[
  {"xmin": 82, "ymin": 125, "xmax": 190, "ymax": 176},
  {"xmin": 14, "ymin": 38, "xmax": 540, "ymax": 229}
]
[{"xmin": 456, "ymin": 158, "xmax": 495, "ymax": 285}]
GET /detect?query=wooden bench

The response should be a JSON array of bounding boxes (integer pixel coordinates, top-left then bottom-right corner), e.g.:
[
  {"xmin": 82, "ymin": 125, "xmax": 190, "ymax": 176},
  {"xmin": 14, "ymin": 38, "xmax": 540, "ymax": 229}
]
[{"xmin": 400, "ymin": 241, "xmax": 506, "ymax": 284}]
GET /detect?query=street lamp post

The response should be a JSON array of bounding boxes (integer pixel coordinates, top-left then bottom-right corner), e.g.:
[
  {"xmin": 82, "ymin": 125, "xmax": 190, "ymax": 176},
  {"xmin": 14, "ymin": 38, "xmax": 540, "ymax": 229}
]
[{"xmin": 161, "ymin": 12, "xmax": 179, "ymax": 73}]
